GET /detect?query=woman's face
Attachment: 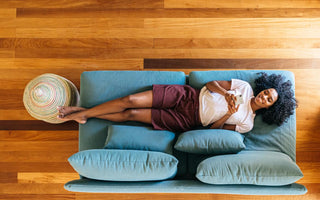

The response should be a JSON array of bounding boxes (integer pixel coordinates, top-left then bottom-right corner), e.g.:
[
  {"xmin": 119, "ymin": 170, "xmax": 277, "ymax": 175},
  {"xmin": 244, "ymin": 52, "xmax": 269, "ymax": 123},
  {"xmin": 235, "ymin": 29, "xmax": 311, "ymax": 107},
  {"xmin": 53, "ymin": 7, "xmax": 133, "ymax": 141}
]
[{"xmin": 255, "ymin": 88, "xmax": 278, "ymax": 109}]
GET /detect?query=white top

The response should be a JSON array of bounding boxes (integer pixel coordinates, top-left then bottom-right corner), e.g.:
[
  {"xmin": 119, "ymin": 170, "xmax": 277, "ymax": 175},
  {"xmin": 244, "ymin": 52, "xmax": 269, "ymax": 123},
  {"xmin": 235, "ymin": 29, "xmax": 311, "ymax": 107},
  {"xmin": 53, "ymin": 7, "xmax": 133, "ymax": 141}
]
[{"xmin": 199, "ymin": 79, "xmax": 255, "ymax": 133}]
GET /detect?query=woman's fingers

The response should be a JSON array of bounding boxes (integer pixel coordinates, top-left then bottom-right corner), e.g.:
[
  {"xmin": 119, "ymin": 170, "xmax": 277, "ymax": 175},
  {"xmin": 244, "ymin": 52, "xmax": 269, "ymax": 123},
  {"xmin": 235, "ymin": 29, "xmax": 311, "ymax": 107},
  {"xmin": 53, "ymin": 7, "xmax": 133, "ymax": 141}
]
[{"xmin": 227, "ymin": 102, "xmax": 240, "ymax": 115}]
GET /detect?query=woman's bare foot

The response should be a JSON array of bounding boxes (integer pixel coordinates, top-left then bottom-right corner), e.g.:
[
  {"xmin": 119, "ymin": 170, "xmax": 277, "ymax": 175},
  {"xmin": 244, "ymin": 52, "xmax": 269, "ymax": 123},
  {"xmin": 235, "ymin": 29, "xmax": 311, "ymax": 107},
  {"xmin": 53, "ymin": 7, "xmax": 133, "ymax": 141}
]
[
  {"xmin": 57, "ymin": 106, "xmax": 87, "ymax": 124},
  {"xmin": 57, "ymin": 111, "xmax": 87, "ymax": 124},
  {"xmin": 57, "ymin": 106, "xmax": 86, "ymax": 118}
]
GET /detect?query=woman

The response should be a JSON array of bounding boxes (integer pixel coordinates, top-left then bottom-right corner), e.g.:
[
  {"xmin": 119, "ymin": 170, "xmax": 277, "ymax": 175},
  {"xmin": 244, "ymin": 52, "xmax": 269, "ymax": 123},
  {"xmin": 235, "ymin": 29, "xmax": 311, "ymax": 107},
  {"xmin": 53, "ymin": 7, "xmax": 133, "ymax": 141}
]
[{"xmin": 57, "ymin": 73, "xmax": 297, "ymax": 133}]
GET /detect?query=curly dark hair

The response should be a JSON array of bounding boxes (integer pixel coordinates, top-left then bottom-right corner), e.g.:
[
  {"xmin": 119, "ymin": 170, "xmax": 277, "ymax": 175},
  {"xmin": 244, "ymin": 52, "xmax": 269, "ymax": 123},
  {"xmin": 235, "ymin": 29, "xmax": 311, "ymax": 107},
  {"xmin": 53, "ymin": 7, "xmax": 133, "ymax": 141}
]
[{"xmin": 254, "ymin": 72, "xmax": 297, "ymax": 126}]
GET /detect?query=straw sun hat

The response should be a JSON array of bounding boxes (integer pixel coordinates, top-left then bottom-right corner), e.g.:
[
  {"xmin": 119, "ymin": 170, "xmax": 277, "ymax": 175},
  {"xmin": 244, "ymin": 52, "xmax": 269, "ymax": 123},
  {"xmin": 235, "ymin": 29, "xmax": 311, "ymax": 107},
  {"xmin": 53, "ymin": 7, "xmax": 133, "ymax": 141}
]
[{"xmin": 23, "ymin": 73, "xmax": 80, "ymax": 124}]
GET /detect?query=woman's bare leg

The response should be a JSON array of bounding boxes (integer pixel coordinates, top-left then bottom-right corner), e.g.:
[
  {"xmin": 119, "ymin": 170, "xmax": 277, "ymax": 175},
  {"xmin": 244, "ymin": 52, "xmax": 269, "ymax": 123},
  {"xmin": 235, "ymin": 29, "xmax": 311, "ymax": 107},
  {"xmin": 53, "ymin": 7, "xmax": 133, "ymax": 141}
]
[
  {"xmin": 96, "ymin": 109, "xmax": 152, "ymax": 124},
  {"xmin": 57, "ymin": 90, "xmax": 153, "ymax": 124},
  {"xmin": 57, "ymin": 106, "xmax": 86, "ymax": 117},
  {"xmin": 58, "ymin": 107, "xmax": 152, "ymax": 124}
]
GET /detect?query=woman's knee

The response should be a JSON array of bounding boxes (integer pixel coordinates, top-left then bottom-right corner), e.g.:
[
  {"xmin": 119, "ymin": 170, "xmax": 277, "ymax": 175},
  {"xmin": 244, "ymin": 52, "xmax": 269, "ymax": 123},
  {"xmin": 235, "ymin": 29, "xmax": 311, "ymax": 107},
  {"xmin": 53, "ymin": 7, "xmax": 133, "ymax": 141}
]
[
  {"xmin": 119, "ymin": 95, "xmax": 135, "ymax": 108},
  {"xmin": 120, "ymin": 91, "xmax": 153, "ymax": 108},
  {"xmin": 123, "ymin": 109, "xmax": 151, "ymax": 123},
  {"xmin": 123, "ymin": 109, "xmax": 136, "ymax": 120}
]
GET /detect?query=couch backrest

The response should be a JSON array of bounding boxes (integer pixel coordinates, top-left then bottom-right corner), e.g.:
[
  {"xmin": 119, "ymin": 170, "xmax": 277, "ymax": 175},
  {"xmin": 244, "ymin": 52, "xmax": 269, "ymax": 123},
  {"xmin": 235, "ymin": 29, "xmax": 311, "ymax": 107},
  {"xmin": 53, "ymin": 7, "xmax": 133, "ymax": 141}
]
[
  {"xmin": 79, "ymin": 71, "xmax": 186, "ymax": 151},
  {"xmin": 189, "ymin": 70, "xmax": 296, "ymax": 161}
]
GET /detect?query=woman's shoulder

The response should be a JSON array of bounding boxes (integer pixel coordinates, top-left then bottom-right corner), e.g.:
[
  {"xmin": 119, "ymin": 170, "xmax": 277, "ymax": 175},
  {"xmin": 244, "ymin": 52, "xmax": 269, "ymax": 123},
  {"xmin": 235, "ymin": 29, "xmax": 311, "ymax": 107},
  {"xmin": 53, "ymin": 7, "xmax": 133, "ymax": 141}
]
[{"xmin": 231, "ymin": 79, "xmax": 251, "ymax": 89}]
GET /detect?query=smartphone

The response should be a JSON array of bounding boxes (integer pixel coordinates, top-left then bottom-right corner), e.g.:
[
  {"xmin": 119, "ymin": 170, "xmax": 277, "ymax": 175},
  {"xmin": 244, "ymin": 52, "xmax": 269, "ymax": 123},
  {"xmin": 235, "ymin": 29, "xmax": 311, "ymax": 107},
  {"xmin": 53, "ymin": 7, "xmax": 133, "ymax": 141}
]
[{"xmin": 234, "ymin": 94, "xmax": 244, "ymax": 106}]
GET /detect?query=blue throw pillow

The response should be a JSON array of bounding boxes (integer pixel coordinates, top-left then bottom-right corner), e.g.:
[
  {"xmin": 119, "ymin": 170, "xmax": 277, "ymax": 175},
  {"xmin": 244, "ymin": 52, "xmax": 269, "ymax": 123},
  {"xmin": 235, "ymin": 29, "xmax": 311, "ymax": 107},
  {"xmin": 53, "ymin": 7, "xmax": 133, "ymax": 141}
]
[
  {"xmin": 174, "ymin": 129, "xmax": 245, "ymax": 154},
  {"xmin": 68, "ymin": 149, "xmax": 178, "ymax": 181},
  {"xmin": 196, "ymin": 151, "xmax": 303, "ymax": 186},
  {"xmin": 104, "ymin": 125, "xmax": 176, "ymax": 154}
]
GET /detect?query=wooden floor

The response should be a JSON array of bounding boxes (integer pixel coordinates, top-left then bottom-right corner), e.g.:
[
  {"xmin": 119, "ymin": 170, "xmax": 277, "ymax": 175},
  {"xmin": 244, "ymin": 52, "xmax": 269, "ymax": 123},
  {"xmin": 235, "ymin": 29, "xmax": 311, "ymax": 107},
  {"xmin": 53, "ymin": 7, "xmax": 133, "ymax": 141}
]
[{"xmin": 0, "ymin": 0, "xmax": 320, "ymax": 199}]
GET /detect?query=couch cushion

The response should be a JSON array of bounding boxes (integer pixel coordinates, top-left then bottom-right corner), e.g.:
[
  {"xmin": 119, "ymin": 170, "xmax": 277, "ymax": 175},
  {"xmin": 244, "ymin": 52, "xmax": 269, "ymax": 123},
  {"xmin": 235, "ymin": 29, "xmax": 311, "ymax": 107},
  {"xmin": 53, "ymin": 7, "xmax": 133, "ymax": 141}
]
[
  {"xmin": 104, "ymin": 125, "xmax": 175, "ymax": 154},
  {"xmin": 79, "ymin": 71, "xmax": 186, "ymax": 151},
  {"xmin": 65, "ymin": 179, "xmax": 307, "ymax": 195},
  {"xmin": 188, "ymin": 70, "xmax": 296, "ymax": 161},
  {"xmin": 69, "ymin": 149, "xmax": 178, "ymax": 181},
  {"xmin": 174, "ymin": 129, "xmax": 245, "ymax": 154},
  {"xmin": 196, "ymin": 151, "xmax": 303, "ymax": 186}
]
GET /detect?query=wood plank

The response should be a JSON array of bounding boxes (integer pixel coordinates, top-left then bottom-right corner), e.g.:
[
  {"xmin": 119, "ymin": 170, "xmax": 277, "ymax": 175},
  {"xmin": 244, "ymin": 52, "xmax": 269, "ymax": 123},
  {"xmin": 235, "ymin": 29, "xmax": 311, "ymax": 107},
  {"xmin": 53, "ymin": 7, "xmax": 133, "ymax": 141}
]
[
  {"xmin": 0, "ymin": 194, "xmax": 75, "ymax": 200},
  {"xmin": 0, "ymin": 29, "xmax": 15, "ymax": 38},
  {"xmin": 0, "ymin": 173, "xmax": 17, "ymax": 183},
  {"xmin": 15, "ymin": 48, "xmax": 320, "ymax": 59},
  {"xmin": 0, "ymin": 130, "xmax": 78, "ymax": 141},
  {"xmin": 164, "ymin": 0, "xmax": 320, "ymax": 8},
  {"xmin": 0, "ymin": 39, "xmax": 15, "ymax": 48},
  {"xmin": 0, "ymin": 120, "xmax": 78, "ymax": 130},
  {"xmin": 0, "ymin": 69, "xmax": 81, "ymax": 87},
  {"xmin": 0, "ymin": 49, "xmax": 14, "ymax": 58},
  {"xmin": 12, "ymin": 38, "xmax": 153, "ymax": 48},
  {"xmin": 0, "ymin": 18, "xmax": 144, "ymax": 28},
  {"xmin": 0, "ymin": 162, "xmax": 74, "ymax": 172},
  {"xmin": 0, "ymin": 58, "xmax": 143, "ymax": 69},
  {"xmin": 0, "ymin": 110, "xmax": 35, "ymax": 120},
  {"xmin": 0, "ymin": 151, "xmax": 75, "ymax": 162},
  {"xmin": 0, "ymin": 183, "xmax": 70, "ymax": 194},
  {"xmin": 0, "ymin": 141, "xmax": 78, "ymax": 151},
  {"xmin": 16, "ymin": 8, "xmax": 320, "ymax": 18},
  {"xmin": 297, "ymin": 162, "xmax": 320, "ymax": 183},
  {"xmin": 0, "ymin": 0, "xmax": 164, "ymax": 8},
  {"xmin": 18, "ymin": 173, "xmax": 79, "ymax": 183},
  {"xmin": 0, "ymin": 58, "xmax": 143, "ymax": 90},
  {"xmin": 15, "ymin": 27, "xmax": 320, "ymax": 38},
  {"xmin": 297, "ymin": 152, "xmax": 320, "ymax": 162},
  {"xmin": 144, "ymin": 59, "xmax": 320, "ymax": 69},
  {"xmin": 144, "ymin": 18, "xmax": 320, "ymax": 29},
  {"xmin": 154, "ymin": 38, "xmax": 320, "ymax": 49},
  {"xmin": 0, "ymin": 89, "xmax": 24, "ymax": 110},
  {"xmin": 0, "ymin": 9, "xmax": 16, "ymax": 18}
]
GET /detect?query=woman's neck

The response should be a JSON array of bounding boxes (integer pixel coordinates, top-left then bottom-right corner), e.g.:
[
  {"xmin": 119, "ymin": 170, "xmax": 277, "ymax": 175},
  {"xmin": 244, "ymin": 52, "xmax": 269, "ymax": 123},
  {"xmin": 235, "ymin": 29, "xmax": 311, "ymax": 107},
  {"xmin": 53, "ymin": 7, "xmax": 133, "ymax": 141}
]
[{"xmin": 250, "ymin": 97, "xmax": 261, "ymax": 113}]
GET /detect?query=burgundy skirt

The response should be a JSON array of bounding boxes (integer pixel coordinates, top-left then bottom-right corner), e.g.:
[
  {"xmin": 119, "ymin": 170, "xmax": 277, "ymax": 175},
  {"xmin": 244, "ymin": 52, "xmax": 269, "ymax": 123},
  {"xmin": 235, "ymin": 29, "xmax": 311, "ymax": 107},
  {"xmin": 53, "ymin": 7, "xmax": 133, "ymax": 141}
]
[{"xmin": 151, "ymin": 85, "xmax": 201, "ymax": 132}]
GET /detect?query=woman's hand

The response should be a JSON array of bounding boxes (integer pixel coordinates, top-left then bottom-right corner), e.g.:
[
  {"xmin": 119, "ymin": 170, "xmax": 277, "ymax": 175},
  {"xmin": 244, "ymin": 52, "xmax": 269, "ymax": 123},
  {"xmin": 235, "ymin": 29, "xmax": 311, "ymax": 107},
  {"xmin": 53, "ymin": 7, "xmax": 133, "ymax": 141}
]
[
  {"xmin": 225, "ymin": 93, "xmax": 239, "ymax": 115},
  {"xmin": 224, "ymin": 93, "xmax": 234, "ymax": 105}
]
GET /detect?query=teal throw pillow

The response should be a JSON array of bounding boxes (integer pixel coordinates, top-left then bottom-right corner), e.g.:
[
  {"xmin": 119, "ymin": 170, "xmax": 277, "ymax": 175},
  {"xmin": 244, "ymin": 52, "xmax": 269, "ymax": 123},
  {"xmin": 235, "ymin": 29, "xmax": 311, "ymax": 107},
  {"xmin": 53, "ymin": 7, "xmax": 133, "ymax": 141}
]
[
  {"xmin": 196, "ymin": 151, "xmax": 303, "ymax": 186},
  {"xmin": 68, "ymin": 149, "xmax": 178, "ymax": 181},
  {"xmin": 174, "ymin": 129, "xmax": 245, "ymax": 154},
  {"xmin": 104, "ymin": 125, "xmax": 175, "ymax": 154}
]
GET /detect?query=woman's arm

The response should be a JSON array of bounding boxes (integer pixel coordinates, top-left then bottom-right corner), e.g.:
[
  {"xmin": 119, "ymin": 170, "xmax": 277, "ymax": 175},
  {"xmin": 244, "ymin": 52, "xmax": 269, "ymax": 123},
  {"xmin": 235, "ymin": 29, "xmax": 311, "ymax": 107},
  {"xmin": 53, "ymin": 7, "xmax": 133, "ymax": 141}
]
[
  {"xmin": 206, "ymin": 81, "xmax": 231, "ymax": 96},
  {"xmin": 210, "ymin": 97, "xmax": 239, "ymax": 131},
  {"xmin": 206, "ymin": 80, "xmax": 235, "ymax": 104},
  {"xmin": 210, "ymin": 113, "xmax": 232, "ymax": 129}
]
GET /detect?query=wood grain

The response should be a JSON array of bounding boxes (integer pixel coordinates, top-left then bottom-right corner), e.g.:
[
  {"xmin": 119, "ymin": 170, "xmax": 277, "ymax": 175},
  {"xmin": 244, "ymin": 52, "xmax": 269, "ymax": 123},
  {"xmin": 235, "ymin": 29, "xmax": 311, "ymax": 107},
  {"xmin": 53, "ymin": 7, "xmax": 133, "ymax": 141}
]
[
  {"xmin": 0, "ymin": 130, "xmax": 78, "ymax": 141},
  {"xmin": 18, "ymin": 173, "xmax": 79, "ymax": 183},
  {"xmin": 0, "ymin": 121, "xmax": 78, "ymax": 130},
  {"xmin": 0, "ymin": 194, "xmax": 75, "ymax": 200},
  {"xmin": 0, "ymin": 9, "xmax": 16, "ymax": 18},
  {"xmin": 153, "ymin": 38, "xmax": 320, "ymax": 49},
  {"xmin": 14, "ymin": 48, "xmax": 320, "ymax": 59},
  {"xmin": 0, "ymin": 0, "xmax": 164, "ymax": 9},
  {"xmin": 0, "ymin": 0, "xmax": 319, "ymax": 199},
  {"xmin": 0, "ymin": 162, "xmax": 75, "ymax": 172},
  {"xmin": 145, "ymin": 59, "xmax": 320, "ymax": 69},
  {"xmin": 16, "ymin": 8, "xmax": 320, "ymax": 18},
  {"xmin": 15, "ymin": 27, "xmax": 320, "ymax": 38},
  {"xmin": 164, "ymin": 0, "xmax": 320, "ymax": 8}
]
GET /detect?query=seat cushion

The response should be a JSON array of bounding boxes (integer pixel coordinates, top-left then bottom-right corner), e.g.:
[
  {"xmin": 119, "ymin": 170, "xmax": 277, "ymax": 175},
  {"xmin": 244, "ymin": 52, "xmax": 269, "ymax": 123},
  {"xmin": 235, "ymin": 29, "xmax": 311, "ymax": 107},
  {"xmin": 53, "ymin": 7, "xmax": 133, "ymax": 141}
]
[
  {"xmin": 188, "ymin": 70, "xmax": 296, "ymax": 161},
  {"xmin": 69, "ymin": 149, "xmax": 178, "ymax": 181},
  {"xmin": 196, "ymin": 151, "xmax": 303, "ymax": 186}
]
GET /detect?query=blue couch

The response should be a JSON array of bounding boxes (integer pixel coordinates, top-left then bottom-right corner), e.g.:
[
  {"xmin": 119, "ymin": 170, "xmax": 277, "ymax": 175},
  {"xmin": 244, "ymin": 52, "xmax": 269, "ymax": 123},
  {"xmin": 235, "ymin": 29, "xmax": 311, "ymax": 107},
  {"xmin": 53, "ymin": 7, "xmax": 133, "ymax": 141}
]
[{"xmin": 64, "ymin": 70, "xmax": 307, "ymax": 195}]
